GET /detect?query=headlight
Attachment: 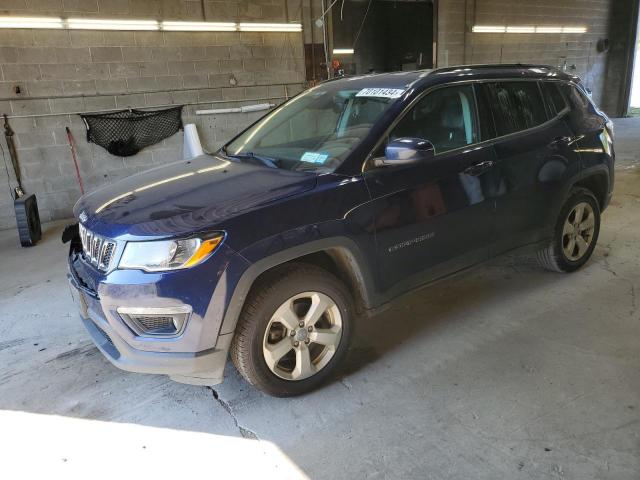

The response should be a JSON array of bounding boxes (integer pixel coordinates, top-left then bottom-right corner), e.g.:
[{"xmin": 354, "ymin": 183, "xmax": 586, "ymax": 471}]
[{"xmin": 118, "ymin": 234, "xmax": 225, "ymax": 272}]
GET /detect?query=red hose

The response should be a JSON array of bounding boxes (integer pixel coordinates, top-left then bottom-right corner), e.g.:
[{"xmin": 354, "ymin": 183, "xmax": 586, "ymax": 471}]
[{"xmin": 66, "ymin": 127, "xmax": 84, "ymax": 195}]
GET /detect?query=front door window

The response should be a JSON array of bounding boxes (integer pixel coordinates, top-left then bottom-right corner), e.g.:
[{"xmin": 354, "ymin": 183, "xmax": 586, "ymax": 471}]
[{"xmin": 391, "ymin": 85, "xmax": 478, "ymax": 154}]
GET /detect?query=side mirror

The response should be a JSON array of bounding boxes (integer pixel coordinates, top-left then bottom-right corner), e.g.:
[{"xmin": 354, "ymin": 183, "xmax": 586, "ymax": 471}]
[{"xmin": 374, "ymin": 138, "xmax": 435, "ymax": 167}]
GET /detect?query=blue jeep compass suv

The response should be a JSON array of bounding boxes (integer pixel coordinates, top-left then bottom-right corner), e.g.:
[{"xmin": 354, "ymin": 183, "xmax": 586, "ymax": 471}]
[{"xmin": 67, "ymin": 64, "xmax": 615, "ymax": 396}]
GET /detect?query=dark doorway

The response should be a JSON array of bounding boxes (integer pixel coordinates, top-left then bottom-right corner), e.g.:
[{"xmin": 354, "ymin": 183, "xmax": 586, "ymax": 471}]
[
  {"xmin": 304, "ymin": 43, "xmax": 329, "ymax": 82},
  {"xmin": 331, "ymin": 0, "xmax": 434, "ymax": 75}
]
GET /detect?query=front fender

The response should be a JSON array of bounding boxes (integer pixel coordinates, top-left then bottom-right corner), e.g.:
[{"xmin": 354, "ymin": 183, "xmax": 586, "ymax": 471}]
[{"xmin": 217, "ymin": 235, "xmax": 376, "ymax": 337}]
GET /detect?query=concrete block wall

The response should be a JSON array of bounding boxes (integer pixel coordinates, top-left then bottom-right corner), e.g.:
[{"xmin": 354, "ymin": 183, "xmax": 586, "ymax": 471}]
[
  {"xmin": 0, "ymin": 0, "xmax": 305, "ymax": 230},
  {"xmin": 437, "ymin": 0, "xmax": 632, "ymax": 115}
]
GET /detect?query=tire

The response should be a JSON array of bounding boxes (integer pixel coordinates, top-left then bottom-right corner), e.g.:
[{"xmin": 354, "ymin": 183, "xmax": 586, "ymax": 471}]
[
  {"xmin": 230, "ymin": 263, "xmax": 354, "ymax": 397},
  {"xmin": 15, "ymin": 194, "xmax": 42, "ymax": 247},
  {"xmin": 537, "ymin": 187, "xmax": 601, "ymax": 273}
]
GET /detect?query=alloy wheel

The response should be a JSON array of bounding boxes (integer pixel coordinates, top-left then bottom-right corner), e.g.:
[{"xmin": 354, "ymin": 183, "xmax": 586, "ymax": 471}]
[
  {"xmin": 262, "ymin": 291, "xmax": 343, "ymax": 381},
  {"xmin": 562, "ymin": 201, "xmax": 596, "ymax": 261}
]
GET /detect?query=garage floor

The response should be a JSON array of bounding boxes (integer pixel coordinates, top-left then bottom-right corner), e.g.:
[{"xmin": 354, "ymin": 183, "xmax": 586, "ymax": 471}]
[{"xmin": 1, "ymin": 119, "xmax": 639, "ymax": 479}]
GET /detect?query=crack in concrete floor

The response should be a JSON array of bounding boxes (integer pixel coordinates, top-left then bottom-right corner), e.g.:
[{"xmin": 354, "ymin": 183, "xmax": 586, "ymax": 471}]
[{"xmin": 208, "ymin": 387, "xmax": 259, "ymax": 440}]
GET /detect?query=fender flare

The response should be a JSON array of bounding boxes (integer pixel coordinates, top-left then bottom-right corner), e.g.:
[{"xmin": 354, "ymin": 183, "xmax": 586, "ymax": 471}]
[
  {"xmin": 218, "ymin": 236, "xmax": 377, "ymax": 336},
  {"xmin": 570, "ymin": 166, "xmax": 611, "ymax": 208},
  {"xmin": 544, "ymin": 166, "xmax": 611, "ymax": 234}
]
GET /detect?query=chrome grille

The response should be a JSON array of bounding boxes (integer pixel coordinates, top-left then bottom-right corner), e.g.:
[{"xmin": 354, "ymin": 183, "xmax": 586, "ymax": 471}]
[{"xmin": 78, "ymin": 224, "xmax": 117, "ymax": 272}]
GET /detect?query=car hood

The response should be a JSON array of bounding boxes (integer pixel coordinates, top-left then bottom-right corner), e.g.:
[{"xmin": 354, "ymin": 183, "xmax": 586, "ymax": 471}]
[{"xmin": 74, "ymin": 154, "xmax": 317, "ymax": 239}]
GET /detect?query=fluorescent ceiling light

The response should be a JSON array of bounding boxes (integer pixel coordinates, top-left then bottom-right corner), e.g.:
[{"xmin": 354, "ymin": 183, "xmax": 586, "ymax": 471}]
[
  {"xmin": 473, "ymin": 24, "xmax": 587, "ymax": 34},
  {"xmin": 535, "ymin": 26, "xmax": 563, "ymax": 33},
  {"xmin": 0, "ymin": 16, "xmax": 63, "ymax": 29},
  {"xmin": 562, "ymin": 26, "xmax": 587, "ymax": 33},
  {"xmin": 162, "ymin": 21, "xmax": 236, "ymax": 31},
  {"xmin": 333, "ymin": 48, "xmax": 354, "ymax": 54},
  {"xmin": 239, "ymin": 23, "xmax": 302, "ymax": 32},
  {"xmin": 506, "ymin": 26, "xmax": 535, "ymax": 33},
  {"xmin": 0, "ymin": 16, "xmax": 305, "ymax": 33},
  {"xmin": 68, "ymin": 18, "xmax": 159, "ymax": 30},
  {"xmin": 472, "ymin": 25, "xmax": 506, "ymax": 33}
]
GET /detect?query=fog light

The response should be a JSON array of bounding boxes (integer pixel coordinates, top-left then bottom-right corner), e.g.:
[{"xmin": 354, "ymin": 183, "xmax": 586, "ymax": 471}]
[{"xmin": 117, "ymin": 306, "xmax": 191, "ymax": 338}]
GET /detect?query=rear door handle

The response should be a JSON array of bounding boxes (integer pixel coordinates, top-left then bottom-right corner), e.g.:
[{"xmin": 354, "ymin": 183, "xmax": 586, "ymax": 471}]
[{"xmin": 463, "ymin": 160, "xmax": 494, "ymax": 176}]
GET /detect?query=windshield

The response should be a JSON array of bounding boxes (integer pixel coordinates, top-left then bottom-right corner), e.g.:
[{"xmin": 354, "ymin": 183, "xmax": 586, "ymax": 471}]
[{"xmin": 224, "ymin": 83, "xmax": 400, "ymax": 172}]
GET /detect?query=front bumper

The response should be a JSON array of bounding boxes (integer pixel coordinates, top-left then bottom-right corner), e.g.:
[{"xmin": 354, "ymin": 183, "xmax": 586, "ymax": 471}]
[
  {"xmin": 67, "ymin": 243, "xmax": 248, "ymax": 385},
  {"xmin": 69, "ymin": 272, "xmax": 233, "ymax": 385}
]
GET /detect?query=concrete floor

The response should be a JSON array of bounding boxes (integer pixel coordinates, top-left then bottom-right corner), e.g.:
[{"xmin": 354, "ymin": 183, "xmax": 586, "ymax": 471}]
[{"xmin": 1, "ymin": 119, "xmax": 639, "ymax": 479}]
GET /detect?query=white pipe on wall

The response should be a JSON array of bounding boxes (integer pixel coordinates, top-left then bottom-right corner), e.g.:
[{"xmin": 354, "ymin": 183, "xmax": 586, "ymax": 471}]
[{"xmin": 195, "ymin": 103, "xmax": 274, "ymax": 115}]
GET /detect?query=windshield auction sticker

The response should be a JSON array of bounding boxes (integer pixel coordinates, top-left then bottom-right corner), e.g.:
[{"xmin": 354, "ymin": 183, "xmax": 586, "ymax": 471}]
[
  {"xmin": 356, "ymin": 88, "xmax": 405, "ymax": 98},
  {"xmin": 301, "ymin": 151, "xmax": 330, "ymax": 164}
]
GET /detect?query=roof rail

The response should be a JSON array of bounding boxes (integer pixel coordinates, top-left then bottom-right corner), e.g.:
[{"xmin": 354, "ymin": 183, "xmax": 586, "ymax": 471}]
[
  {"xmin": 430, "ymin": 63, "xmax": 558, "ymax": 74},
  {"xmin": 317, "ymin": 74, "xmax": 357, "ymax": 84}
]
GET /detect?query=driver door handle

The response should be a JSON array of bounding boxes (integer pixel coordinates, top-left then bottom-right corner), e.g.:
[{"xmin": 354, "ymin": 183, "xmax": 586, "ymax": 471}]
[{"xmin": 463, "ymin": 160, "xmax": 494, "ymax": 176}]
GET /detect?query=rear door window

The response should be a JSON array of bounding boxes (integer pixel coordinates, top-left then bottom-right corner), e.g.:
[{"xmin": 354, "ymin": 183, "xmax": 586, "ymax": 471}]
[
  {"xmin": 473, "ymin": 83, "xmax": 497, "ymax": 141},
  {"xmin": 484, "ymin": 82, "xmax": 548, "ymax": 136}
]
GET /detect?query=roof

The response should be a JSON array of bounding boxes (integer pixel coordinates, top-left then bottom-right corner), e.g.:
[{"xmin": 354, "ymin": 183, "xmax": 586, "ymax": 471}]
[
  {"xmin": 429, "ymin": 63, "xmax": 576, "ymax": 81},
  {"xmin": 323, "ymin": 64, "xmax": 578, "ymax": 91}
]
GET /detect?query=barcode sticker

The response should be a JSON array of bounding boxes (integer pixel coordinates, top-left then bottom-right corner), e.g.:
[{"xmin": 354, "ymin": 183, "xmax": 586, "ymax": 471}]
[{"xmin": 356, "ymin": 88, "xmax": 405, "ymax": 98}]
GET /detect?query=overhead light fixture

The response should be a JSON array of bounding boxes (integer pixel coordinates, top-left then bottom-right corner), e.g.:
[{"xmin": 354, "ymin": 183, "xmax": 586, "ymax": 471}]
[
  {"xmin": 68, "ymin": 18, "xmax": 159, "ymax": 30},
  {"xmin": 473, "ymin": 24, "xmax": 587, "ymax": 34},
  {"xmin": 506, "ymin": 26, "xmax": 535, "ymax": 33},
  {"xmin": 472, "ymin": 25, "xmax": 506, "ymax": 33},
  {"xmin": 333, "ymin": 48, "xmax": 354, "ymax": 55},
  {"xmin": 161, "ymin": 21, "xmax": 236, "ymax": 32},
  {"xmin": 238, "ymin": 22, "xmax": 302, "ymax": 32},
  {"xmin": 562, "ymin": 26, "xmax": 587, "ymax": 33},
  {"xmin": 0, "ymin": 16, "xmax": 304, "ymax": 33},
  {"xmin": 0, "ymin": 16, "xmax": 63, "ymax": 29},
  {"xmin": 535, "ymin": 26, "xmax": 564, "ymax": 33}
]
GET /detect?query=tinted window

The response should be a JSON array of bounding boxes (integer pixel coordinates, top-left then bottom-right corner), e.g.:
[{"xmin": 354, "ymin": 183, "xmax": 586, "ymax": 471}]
[
  {"xmin": 391, "ymin": 85, "xmax": 478, "ymax": 154},
  {"xmin": 474, "ymin": 83, "xmax": 496, "ymax": 140},
  {"xmin": 542, "ymin": 82, "xmax": 568, "ymax": 116},
  {"xmin": 485, "ymin": 82, "xmax": 548, "ymax": 136},
  {"xmin": 559, "ymin": 84, "xmax": 592, "ymax": 112}
]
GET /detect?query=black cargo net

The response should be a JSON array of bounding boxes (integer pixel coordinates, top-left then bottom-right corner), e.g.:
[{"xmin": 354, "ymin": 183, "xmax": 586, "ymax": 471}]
[{"xmin": 81, "ymin": 106, "xmax": 183, "ymax": 157}]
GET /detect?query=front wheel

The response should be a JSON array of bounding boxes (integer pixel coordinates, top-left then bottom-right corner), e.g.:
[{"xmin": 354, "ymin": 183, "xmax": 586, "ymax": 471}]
[
  {"xmin": 537, "ymin": 187, "xmax": 601, "ymax": 273},
  {"xmin": 230, "ymin": 264, "xmax": 353, "ymax": 397}
]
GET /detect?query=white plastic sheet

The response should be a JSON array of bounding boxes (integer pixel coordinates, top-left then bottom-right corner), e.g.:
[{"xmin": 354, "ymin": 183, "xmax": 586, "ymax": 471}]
[{"xmin": 182, "ymin": 123, "xmax": 204, "ymax": 159}]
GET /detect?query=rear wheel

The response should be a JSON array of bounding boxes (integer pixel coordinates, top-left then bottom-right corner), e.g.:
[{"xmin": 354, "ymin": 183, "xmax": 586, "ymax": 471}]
[
  {"xmin": 537, "ymin": 188, "xmax": 600, "ymax": 272},
  {"xmin": 230, "ymin": 264, "xmax": 353, "ymax": 396}
]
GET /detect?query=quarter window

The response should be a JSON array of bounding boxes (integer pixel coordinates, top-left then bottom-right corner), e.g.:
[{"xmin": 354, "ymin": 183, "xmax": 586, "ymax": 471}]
[
  {"xmin": 390, "ymin": 85, "xmax": 478, "ymax": 154},
  {"xmin": 559, "ymin": 84, "xmax": 592, "ymax": 112},
  {"xmin": 542, "ymin": 82, "xmax": 568, "ymax": 117},
  {"xmin": 485, "ymin": 82, "xmax": 548, "ymax": 136}
]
